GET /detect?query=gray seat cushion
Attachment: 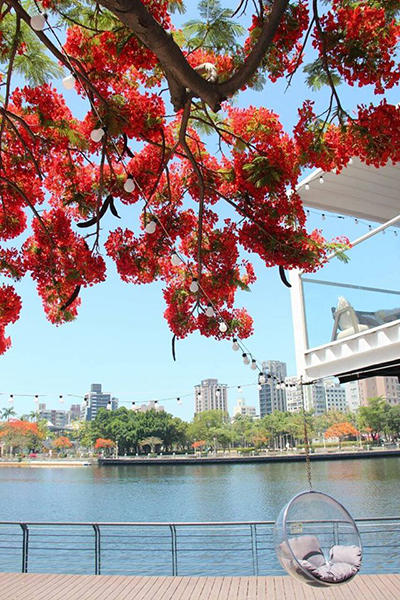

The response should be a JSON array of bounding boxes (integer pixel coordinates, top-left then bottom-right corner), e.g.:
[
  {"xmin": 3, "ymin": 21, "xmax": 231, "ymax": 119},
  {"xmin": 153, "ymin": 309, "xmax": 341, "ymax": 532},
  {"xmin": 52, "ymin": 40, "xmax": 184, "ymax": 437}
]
[
  {"xmin": 289, "ymin": 535, "xmax": 326, "ymax": 567},
  {"xmin": 299, "ymin": 559, "xmax": 358, "ymax": 583},
  {"xmin": 330, "ymin": 545, "xmax": 362, "ymax": 568}
]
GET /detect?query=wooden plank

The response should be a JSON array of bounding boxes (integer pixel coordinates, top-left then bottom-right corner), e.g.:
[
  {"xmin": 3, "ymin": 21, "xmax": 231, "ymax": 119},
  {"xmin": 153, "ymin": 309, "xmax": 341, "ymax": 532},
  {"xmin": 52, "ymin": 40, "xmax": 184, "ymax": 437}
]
[
  {"xmin": 83, "ymin": 575, "xmax": 133, "ymax": 600},
  {"xmin": 225, "ymin": 576, "xmax": 240, "ymax": 600},
  {"xmin": 150, "ymin": 576, "xmax": 182, "ymax": 600},
  {"xmin": 273, "ymin": 576, "xmax": 286, "ymax": 600},
  {"xmin": 40, "ymin": 574, "xmax": 101, "ymax": 600},
  {"xmin": 118, "ymin": 575, "xmax": 157, "ymax": 600},
  {"xmin": 363, "ymin": 574, "xmax": 397, "ymax": 600},
  {"xmin": 9, "ymin": 574, "xmax": 68, "ymax": 600},
  {"xmin": 207, "ymin": 576, "xmax": 224, "ymax": 600},
  {"xmin": 256, "ymin": 576, "xmax": 267, "ymax": 600},
  {"xmin": 183, "ymin": 576, "xmax": 208, "ymax": 600},
  {"xmin": 384, "ymin": 574, "xmax": 400, "ymax": 593},
  {"xmin": 375, "ymin": 574, "xmax": 400, "ymax": 599},
  {"xmin": 67, "ymin": 575, "xmax": 130, "ymax": 600},
  {"xmin": 216, "ymin": 576, "xmax": 232, "ymax": 600},
  {"xmin": 174, "ymin": 576, "xmax": 200, "ymax": 600}
]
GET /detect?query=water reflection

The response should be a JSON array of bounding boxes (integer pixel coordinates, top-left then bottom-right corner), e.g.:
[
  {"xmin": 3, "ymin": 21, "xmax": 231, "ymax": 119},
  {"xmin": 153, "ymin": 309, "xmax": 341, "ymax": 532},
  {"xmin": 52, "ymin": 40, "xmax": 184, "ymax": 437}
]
[{"xmin": 0, "ymin": 458, "xmax": 399, "ymax": 523}]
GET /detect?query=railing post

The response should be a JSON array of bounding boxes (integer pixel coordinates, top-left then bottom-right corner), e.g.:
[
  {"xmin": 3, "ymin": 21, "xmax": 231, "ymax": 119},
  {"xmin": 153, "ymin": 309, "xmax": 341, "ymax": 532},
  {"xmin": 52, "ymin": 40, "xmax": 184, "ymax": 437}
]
[
  {"xmin": 250, "ymin": 524, "xmax": 259, "ymax": 576},
  {"xmin": 20, "ymin": 524, "xmax": 29, "ymax": 573},
  {"xmin": 93, "ymin": 525, "xmax": 101, "ymax": 575},
  {"xmin": 333, "ymin": 522, "xmax": 339, "ymax": 546},
  {"xmin": 169, "ymin": 525, "xmax": 178, "ymax": 576}
]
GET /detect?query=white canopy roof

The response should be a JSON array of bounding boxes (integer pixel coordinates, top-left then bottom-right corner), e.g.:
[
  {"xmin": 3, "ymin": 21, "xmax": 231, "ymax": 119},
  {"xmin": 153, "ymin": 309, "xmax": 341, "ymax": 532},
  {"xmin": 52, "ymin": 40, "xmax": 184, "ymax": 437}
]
[{"xmin": 297, "ymin": 157, "xmax": 400, "ymax": 224}]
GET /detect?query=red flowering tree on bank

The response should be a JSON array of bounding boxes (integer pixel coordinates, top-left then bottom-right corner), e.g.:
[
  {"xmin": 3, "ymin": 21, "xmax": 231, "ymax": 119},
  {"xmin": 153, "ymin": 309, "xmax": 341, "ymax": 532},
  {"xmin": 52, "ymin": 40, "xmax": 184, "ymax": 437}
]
[
  {"xmin": 53, "ymin": 436, "xmax": 73, "ymax": 451},
  {"xmin": 94, "ymin": 438, "xmax": 115, "ymax": 450},
  {"xmin": 324, "ymin": 422, "xmax": 359, "ymax": 448},
  {"xmin": 0, "ymin": 420, "xmax": 45, "ymax": 454},
  {"xmin": 0, "ymin": 0, "xmax": 399, "ymax": 354}
]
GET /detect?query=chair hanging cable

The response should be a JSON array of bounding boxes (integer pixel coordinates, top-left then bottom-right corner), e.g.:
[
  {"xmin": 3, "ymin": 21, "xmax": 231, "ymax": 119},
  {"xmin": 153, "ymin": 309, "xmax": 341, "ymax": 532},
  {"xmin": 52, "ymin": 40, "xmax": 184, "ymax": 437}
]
[{"xmin": 300, "ymin": 376, "xmax": 312, "ymax": 490}]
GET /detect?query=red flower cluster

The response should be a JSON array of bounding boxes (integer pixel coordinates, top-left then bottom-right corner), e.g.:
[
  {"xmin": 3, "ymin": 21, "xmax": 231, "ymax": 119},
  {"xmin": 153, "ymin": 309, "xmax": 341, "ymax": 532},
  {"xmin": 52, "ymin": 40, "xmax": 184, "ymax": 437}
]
[{"xmin": 313, "ymin": 1, "xmax": 400, "ymax": 94}]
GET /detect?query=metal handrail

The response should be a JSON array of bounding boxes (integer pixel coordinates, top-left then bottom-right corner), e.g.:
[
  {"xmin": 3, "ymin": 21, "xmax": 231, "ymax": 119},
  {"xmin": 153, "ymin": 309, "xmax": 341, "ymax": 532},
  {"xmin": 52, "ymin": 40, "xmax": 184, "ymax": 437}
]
[{"xmin": 0, "ymin": 517, "xmax": 398, "ymax": 577}]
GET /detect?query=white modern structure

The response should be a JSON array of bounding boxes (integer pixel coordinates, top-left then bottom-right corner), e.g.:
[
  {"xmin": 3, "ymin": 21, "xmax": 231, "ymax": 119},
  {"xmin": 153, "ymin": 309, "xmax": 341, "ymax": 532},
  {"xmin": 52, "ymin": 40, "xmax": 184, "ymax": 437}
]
[
  {"xmin": 290, "ymin": 157, "xmax": 400, "ymax": 386},
  {"xmin": 194, "ymin": 379, "xmax": 228, "ymax": 414}
]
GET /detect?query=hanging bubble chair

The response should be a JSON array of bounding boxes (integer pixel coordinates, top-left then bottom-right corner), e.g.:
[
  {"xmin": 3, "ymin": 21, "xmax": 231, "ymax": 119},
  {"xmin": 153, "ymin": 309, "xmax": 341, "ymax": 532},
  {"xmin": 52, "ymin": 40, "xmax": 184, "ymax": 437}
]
[{"xmin": 274, "ymin": 490, "xmax": 362, "ymax": 587}]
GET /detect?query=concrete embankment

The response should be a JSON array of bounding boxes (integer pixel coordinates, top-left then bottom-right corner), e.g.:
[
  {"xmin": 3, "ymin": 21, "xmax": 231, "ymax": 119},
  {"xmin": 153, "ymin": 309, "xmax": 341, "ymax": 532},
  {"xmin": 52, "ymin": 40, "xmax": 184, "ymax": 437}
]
[
  {"xmin": 0, "ymin": 461, "xmax": 92, "ymax": 467},
  {"xmin": 98, "ymin": 448, "xmax": 400, "ymax": 466}
]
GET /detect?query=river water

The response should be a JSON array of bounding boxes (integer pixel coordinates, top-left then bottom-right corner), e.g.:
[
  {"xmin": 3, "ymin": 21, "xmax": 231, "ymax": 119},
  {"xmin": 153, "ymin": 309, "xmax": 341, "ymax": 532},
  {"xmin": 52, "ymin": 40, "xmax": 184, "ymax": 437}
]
[{"xmin": 0, "ymin": 458, "xmax": 399, "ymax": 576}]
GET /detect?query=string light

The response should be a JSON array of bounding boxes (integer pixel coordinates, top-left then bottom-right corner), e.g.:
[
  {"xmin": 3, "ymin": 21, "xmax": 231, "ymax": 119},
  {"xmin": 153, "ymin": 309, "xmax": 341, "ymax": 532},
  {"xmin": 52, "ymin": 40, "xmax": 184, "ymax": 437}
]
[
  {"xmin": 30, "ymin": 14, "xmax": 47, "ymax": 31},
  {"xmin": 348, "ymin": 158, "xmax": 354, "ymax": 165},
  {"xmin": 59, "ymin": 395, "xmax": 64, "ymax": 404},
  {"xmin": 189, "ymin": 279, "xmax": 199, "ymax": 293},
  {"xmin": 177, "ymin": 397, "xmax": 182, "ymax": 405},
  {"xmin": 242, "ymin": 353, "xmax": 250, "ymax": 365},
  {"xmin": 219, "ymin": 322, "xmax": 228, "ymax": 333},
  {"xmin": 8, "ymin": 394, "xmax": 13, "ymax": 403},
  {"xmin": 205, "ymin": 304, "xmax": 214, "ymax": 317},
  {"xmin": 34, "ymin": 395, "xmax": 39, "ymax": 403},
  {"xmin": 131, "ymin": 401, "xmax": 136, "ymax": 409},
  {"xmin": 145, "ymin": 221, "xmax": 156, "ymax": 234},
  {"xmin": 238, "ymin": 386, "xmax": 243, "ymax": 394},
  {"xmin": 90, "ymin": 128, "xmax": 105, "ymax": 143},
  {"xmin": 62, "ymin": 74, "xmax": 75, "ymax": 90},
  {"xmin": 250, "ymin": 359, "xmax": 257, "ymax": 370},
  {"xmin": 106, "ymin": 401, "xmax": 112, "ymax": 411},
  {"xmin": 232, "ymin": 338, "xmax": 239, "ymax": 351},
  {"xmin": 355, "ymin": 218, "xmax": 358, "ymax": 225},
  {"xmin": 321, "ymin": 213, "xmax": 326, "ymax": 221},
  {"xmin": 305, "ymin": 184, "xmax": 310, "ymax": 191},
  {"xmin": 259, "ymin": 374, "xmax": 266, "ymax": 384},
  {"xmin": 171, "ymin": 253, "xmax": 183, "ymax": 267},
  {"xmin": 319, "ymin": 175, "xmax": 324, "ymax": 184},
  {"xmin": 123, "ymin": 177, "xmax": 135, "ymax": 193}
]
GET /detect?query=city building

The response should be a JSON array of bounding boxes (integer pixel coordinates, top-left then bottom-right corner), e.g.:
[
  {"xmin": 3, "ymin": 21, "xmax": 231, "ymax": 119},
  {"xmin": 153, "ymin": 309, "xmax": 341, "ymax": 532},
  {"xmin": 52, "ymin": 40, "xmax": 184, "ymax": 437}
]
[
  {"xmin": 345, "ymin": 380, "xmax": 361, "ymax": 412},
  {"xmin": 233, "ymin": 398, "xmax": 257, "ymax": 419},
  {"xmin": 67, "ymin": 404, "xmax": 81, "ymax": 424},
  {"xmin": 259, "ymin": 360, "xmax": 287, "ymax": 418},
  {"xmin": 347, "ymin": 376, "xmax": 400, "ymax": 409},
  {"xmin": 323, "ymin": 378, "xmax": 348, "ymax": 412},
  {"xmin": 194, "ymin": 379, "xmax": 228, "ymax": 414},
  {"xmin": 81, "ymin": 383, "xmax": 119, "ymax": 421},
  {"xmin": 38, "ymin": 403, "xmax": 68, "ymax": 428},
  {"xmin": 284, "ymin": 377, "xmax": 327, "ymax": 415}
]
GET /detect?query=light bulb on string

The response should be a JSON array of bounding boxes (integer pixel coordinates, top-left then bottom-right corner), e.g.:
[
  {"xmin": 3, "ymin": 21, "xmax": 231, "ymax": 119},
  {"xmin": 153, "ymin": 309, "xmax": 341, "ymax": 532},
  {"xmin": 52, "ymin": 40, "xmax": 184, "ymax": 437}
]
[
  {"xmin": 242, "ymin": 353, "xmax": 250, "ymax": 365},
  {"xmin": 232, "ymin": 338, "xmax": 239, "ymax": 351},
  {"xmin": 59, "ymin": 395, "xmax": 64, "ymax": 404},
  {"xmin": 34, "ymin": 395, "xmax": 39, "ymax": 404},
  {"xmin": 250, "ymin": 359, "xmax": 257, "ymax": 370},
  {"xmin": 145, "ymin": 221, "xmax": 156, "ymax": 234},
  {"xmin": 90, "ymin": 128, "xmax": 105, "ymax": 143},
  {"xmin": 30, "ymin": 13, "xmax": 46, "ymax": 31},
  {"xmin": 8, "ymin": 394, "xmax": 13, "ymax": 403},
  {"xmin": 177, "ymin": 397, "xmax": 182, "ymax": 405},
  {"xmin": 171, "ymin": 253, "xmax": 183, "ymax": 267},
  {"xmin": 205, "ymin": 304, "xmax": 214, "ymax": 318},
  {"xmin": 259, "ymin": 374, "xmax": 266, "ymax": 385},
  {"xmin": 106, "ymin": 401, "xmax": 112, "ymax": 411},
  {"xmin": 189, "ymin": 279, "xmax": 199, "ymax": 293},
  {"xmin": 62, "ymin": 74, "xmax": 75, "ymax": 90},
  {"xmin": 368, "ymin": 225, "xmax": 372, "ymax": 231},
  {"xmin": 131, "ymin": 401, "xmax": 136, "ymax": 409},
  {"xmin": 154, "ymin": 400, "xmax": 158, "ymax": 406},
  {"xmin": 322, "ymin": 213, "xmax": 326, "ymax": 221},
  {"xmin": 219, "ymin": 322, "xmax": 227, "ymax": 333},
  {"xmin": 216, "ymin": 388, "xmax": 221, "ymax": 398},
  {"xmin": 319, "ymin": 175, "xmax": 324, "ymax": 184},
  {"xmin": 395, "ymin": 231, "xmax": 398, "ymax": 237},
  {"xmin": 348, "ymin": 158, "xmax": 353, "ymax": 165},
  {"xmin": 305, "ymin": 184, "xmax": 310, "ymax": 191},
  {"xmin": 355, "ymin": 218, "xmax": 359, "ymax": 225},
  {"xmin": 124, "ymin": 177, "xmax": 135, "ymax": 193},
  {"xmin": 238, "ymin": 386, "xmax": 243, "ymax": 394}
]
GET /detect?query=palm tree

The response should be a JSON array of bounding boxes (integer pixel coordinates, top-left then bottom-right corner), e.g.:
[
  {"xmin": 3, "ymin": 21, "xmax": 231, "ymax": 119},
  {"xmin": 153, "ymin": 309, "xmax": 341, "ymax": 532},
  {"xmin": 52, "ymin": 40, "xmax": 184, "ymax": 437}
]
[
  {"xmin": 140, "ymin": 436, "xmax": 163, "ymax": 454},
  {"xmin": 1, "ymin": 407, "xmax": 17, "ymax": 421},
  {"xmin": 29, "ymin": 411, "xmax": 39, "ymax": 422}
]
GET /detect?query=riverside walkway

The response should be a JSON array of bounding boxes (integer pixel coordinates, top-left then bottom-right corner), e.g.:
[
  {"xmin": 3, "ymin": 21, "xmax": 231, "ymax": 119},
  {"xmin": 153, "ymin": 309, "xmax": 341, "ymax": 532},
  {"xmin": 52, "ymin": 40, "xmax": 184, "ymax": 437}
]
[{"xmin": 0, "ymin": 573, "xmax": 399, "ymax": 600}]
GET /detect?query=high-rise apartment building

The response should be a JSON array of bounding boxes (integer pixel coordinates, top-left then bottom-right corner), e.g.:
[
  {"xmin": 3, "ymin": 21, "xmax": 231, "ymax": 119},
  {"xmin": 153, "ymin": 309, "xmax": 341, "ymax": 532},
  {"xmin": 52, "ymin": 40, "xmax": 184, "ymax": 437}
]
[
  {"xmin": 259, "ymin": 360, "xmax": 287, "ymax": 418},
  {"xmin": 194, "ymin": 379, "xmax": 228, "ymax": 414},
  {"xmin": 345, "ymin": 376, "xmax": 400, "ymax": 410},
  {"xmin": 323, "ymin": 378, "xmax": 348, "ymax": 412},
  {"xmin": 284, "ymin": 377, "xmax": 327, "ymax": 415},
  {"xmin": 81, "ymin": 383, "xmax": 119, "ymax": 421},
  {"xmin": 68, "ymin": 404, "xmax": 81, "ymax": 424}
]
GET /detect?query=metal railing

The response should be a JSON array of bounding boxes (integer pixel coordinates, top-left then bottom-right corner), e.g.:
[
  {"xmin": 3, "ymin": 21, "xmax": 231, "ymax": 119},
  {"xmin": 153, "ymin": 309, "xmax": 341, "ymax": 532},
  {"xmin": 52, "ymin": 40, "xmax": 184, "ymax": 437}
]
[{"xmin": 0, "ymin": 517, "xmax": 399, "ymax": 577}]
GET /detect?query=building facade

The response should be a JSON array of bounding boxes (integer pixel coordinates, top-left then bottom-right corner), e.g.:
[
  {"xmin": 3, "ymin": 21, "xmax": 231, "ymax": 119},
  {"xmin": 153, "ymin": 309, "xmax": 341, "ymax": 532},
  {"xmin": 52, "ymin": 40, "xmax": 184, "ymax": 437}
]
[
  {"xmin": 195, "ymin": 379, "xmax": 228, "ymax": 414},
  {"xmin": 284, "ymin": 377, "xmax": 327, "ymax": 415},
  {"xmin": 323, "ymin": 378, "xmax": 348, "ymax": 412},
  {"xmin": 345, "ymin": 376, "xmax": 400, "ymax": 410},
  {"xmin": 38, "ymin": 404, "xmax": 68, "ymax": 428},
  {"xmin": 81, "ymin": 383, "xmax": 119, "ymax": 421},
  {"xmin": 233, "ymin": 398, "xmax": 257, "ymax": 419},
  {"xmin": 259, "ymin": 360, "xmax": 287, "ymax": 418}
]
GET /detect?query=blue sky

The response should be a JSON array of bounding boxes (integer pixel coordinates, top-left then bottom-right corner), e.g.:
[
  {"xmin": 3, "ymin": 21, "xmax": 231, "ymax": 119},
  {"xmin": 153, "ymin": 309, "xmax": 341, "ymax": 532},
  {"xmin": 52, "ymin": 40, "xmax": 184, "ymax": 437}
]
[{"xmin": 1, "ymin": 2, "xmax": 399, "ymax": 420}]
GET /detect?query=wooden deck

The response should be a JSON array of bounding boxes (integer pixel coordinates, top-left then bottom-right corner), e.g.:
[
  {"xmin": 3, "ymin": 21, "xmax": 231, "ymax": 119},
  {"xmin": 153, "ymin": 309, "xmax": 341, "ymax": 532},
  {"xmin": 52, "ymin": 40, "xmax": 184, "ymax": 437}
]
[{"xmin": 0, "ymin": 573, "xmax": 399, "ymax": 600}]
